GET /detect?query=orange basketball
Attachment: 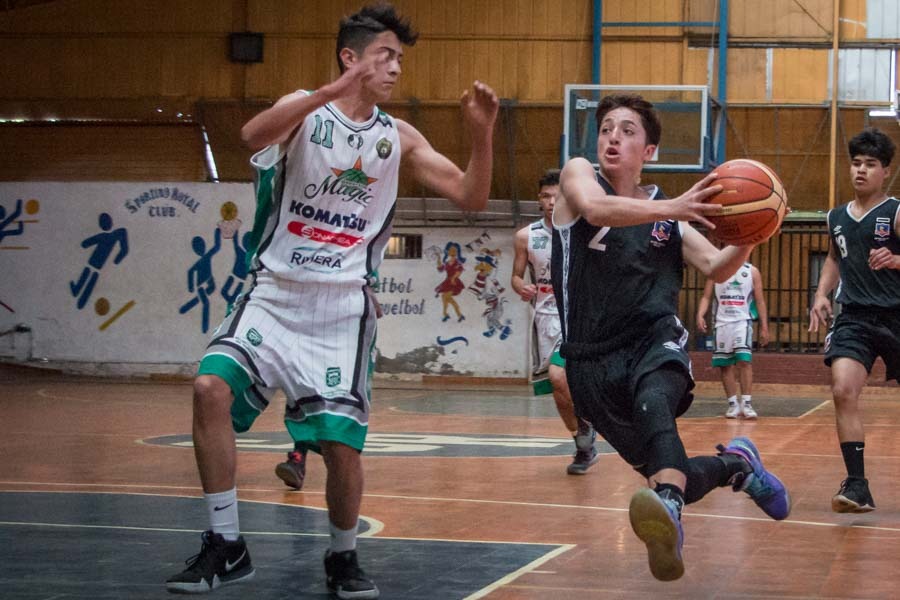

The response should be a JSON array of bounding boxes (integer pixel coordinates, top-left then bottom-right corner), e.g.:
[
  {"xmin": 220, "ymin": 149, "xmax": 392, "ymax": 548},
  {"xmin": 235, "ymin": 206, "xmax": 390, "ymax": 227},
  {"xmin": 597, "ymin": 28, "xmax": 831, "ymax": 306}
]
[{"xmin": 705, "ymin": 159, "xmax": 788, "ymax": 246}]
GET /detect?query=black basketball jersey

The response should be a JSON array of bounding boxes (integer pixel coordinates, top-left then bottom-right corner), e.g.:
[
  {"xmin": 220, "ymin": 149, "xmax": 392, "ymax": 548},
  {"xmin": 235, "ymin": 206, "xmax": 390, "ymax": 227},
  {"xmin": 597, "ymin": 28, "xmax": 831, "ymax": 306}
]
[
  {"xmin": 551, "ymin": 176, "xmax": 683, "ymax": 357},
  {"xmin": 827, "ymin": 197, "xmax": 900, "ymax": 309}
]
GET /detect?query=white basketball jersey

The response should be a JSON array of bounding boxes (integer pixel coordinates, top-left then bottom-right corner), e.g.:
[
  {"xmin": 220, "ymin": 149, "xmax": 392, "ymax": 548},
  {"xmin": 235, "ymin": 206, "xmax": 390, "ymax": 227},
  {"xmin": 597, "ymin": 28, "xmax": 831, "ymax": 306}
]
[
  {"xmin": 248, "ymin": 94, "xmax": 401, "ymax": 285},
  {"xmin": 527, "ymin": 219, "xmax": 556, "ymax": 315},
  {"xmin": 714, "ymin": 263, "xmax": 755, "ymax": 323}
]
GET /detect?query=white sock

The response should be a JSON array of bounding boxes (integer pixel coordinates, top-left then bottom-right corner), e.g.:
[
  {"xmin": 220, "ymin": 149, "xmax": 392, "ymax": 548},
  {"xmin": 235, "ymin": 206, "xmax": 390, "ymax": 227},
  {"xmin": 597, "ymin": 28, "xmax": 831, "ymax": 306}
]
[
  {"xmin": 205, "ymin": 488, "xmax": 239, "ymax": 541},
  {"xmin": 727, "ymin": 395, "xmax": 738, "ymax": 405},
  {"xmin": 329, "ymin": 521, "xmax": 358, "ymax": 553},
  {"xmin": 741, "ymin": 395, "xmax": 752, "ymax": 405}
]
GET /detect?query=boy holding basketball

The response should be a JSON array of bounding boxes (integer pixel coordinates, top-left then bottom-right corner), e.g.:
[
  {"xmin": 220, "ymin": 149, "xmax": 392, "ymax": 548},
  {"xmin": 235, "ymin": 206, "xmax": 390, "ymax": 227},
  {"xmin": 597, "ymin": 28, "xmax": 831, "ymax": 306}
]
[
  {"xmin": 809, "ymin": 127, "xmax": 900, "ymax": 514},
  {"xmin": 552, "ymin": 94, "xmax": 790, "ymax": 581},
  {"xmin": 166, "ymin": 4, "xmax": 499, "ymax": 597}
]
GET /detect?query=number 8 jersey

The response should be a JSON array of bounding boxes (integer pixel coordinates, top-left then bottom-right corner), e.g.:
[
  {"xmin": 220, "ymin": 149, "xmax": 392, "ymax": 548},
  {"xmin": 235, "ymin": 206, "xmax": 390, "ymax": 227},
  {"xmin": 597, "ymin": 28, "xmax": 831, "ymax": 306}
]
[{"xmin": 248, "ymin": 93, "xmax": 401, "ymax": 285}]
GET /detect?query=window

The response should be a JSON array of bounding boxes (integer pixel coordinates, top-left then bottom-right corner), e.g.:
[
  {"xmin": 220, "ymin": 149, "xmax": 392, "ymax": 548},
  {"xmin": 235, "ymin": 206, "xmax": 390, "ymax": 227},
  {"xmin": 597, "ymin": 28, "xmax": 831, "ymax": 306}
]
[{"xmin": 384, "ymin": 233, "xmax": 422, "ymax": 259}]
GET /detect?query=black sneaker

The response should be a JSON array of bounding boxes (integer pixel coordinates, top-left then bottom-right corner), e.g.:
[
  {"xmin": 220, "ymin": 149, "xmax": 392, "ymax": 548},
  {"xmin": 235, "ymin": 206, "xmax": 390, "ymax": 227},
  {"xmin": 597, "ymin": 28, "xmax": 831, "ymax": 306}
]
[
  {"xmin": 832, "ymin": 477, "xmax": 876, "ymax": 513},
  {"xmin": 567, "ymin": 423, "xmax": 600, "ymax": 475},
  {"xmin": 166, "ymin": 530, "xmax": 254, "ymax": 594},
  {"xmin": 275, "ymin": 449, "xmax": 308, "ymax": 490},
  {"xmin": 324, "ymin": 549, "xmax": 379, "ymax": 599}
]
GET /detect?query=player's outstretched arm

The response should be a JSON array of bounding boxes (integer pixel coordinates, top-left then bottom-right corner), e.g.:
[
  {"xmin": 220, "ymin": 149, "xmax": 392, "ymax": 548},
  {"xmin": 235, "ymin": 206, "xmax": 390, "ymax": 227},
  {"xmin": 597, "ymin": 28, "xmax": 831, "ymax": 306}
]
[
  {"xmin": 240, "ymin": 55, "xmax": 382, "ymax": 151},
  {"xmin": 682, "ymin": 224, "xmax": 754, "ymax": 282},
  {"xmin": 398, "ymin": 81, "xmax": 498, "ymax": 211},
  {"xmin": 696, "ymin": 279, "xmax": 714, "ymax": 333},
  {"xmin": 560, "ymin": 159, "xmax": 723, "ymax": 227},
  {"xmin": 809, "ymin": 248, "xmax": 839, "ymax": 332}
]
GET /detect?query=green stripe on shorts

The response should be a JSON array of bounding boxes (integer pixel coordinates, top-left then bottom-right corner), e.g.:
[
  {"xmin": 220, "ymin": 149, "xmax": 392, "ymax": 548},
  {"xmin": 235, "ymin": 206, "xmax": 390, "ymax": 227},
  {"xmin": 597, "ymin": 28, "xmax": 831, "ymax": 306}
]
[
  {"xmin": 285, "ymin": 412, "xmax": 368, "ymax": 452},
  {"xmin": 198, "ymin": 354, "xmax": 257, "ymax": 433},
  {"xmin": 533, "ymin": 378, "xmax": 554, "ymax": 396},
  {"xmin": 549, "ymin": 350, "xmax": 565, "ymax": 367}
]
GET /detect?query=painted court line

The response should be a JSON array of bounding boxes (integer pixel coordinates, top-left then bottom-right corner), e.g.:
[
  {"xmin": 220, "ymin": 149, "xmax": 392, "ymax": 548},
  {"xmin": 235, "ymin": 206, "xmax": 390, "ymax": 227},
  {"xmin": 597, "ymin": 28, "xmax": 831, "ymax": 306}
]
[
  {"xmin": 464, "ymin": 543, "xmax": 575, "ymax": 600},
  {"xmin": 4, "ymin": 484, "xmax": 900, "ymax": 533}
]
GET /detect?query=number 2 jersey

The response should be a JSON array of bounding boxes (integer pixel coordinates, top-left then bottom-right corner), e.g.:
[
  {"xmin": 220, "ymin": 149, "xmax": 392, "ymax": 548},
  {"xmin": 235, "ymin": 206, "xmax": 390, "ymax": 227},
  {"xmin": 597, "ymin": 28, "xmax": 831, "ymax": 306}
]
[
  {"xmin": 248, "ymin": 92, "xmax": 401, "ymax": 286},
  {"xmin": 827, "ymin": 197, "xmax": 900, "ymax": 309},
  {"xmin": 551, "ymin": 175, "xmax": 683, "ymax": 357}
]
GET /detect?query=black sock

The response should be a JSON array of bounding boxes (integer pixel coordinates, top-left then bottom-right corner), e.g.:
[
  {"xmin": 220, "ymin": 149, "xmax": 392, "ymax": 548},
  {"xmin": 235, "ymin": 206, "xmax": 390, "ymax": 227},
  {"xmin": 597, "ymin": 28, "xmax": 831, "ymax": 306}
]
[
  {"xmin": 683, "ymin": 456, "xmax": 736, "ymax": 504},
  {"xmin": 654, "ymin": 483, "xmax": 685, "ymax": 517},
  {"xmin": 840, "ymin": 442, "xmax": 865, "ymax": 479}
]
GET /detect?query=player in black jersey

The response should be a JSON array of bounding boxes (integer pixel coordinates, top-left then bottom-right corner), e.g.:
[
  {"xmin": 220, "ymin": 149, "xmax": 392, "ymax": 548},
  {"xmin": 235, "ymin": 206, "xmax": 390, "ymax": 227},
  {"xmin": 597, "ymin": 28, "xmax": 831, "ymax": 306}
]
[
  {"xmin": 809, "ymin": 128, "xmax": 900, "ymax": 514},
  {"xmin": 552, "ymin": 94, "xmax": 791, "ymax": 581}
]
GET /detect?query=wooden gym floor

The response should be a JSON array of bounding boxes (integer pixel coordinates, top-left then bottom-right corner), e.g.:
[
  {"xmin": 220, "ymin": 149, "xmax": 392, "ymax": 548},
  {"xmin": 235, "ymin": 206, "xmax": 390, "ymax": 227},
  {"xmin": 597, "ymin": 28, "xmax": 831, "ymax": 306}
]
[{"xmin": 3, "ymin": 362, "xmax": 900, "ymax": 599}]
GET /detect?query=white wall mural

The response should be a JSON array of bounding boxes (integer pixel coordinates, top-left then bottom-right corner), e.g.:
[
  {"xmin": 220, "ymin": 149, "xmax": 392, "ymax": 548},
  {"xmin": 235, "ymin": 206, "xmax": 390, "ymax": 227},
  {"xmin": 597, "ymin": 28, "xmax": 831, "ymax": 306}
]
[{"xmin": 0, "ymin": 184, "xmax": 530, "ymax": 378}]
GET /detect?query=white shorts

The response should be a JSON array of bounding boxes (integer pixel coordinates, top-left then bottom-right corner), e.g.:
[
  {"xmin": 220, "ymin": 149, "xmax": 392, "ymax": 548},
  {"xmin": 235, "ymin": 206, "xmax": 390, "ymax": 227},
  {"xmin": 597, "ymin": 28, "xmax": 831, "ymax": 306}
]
[
  {"xmin": 198, "ymin": 272, "xmax": 377, "ymax": 450},
  {"xmin": 712, "ymin": 319, "xmax": 753, "ymax": 366},
  {"xmin": 532, "ymin": 310, "xmax": 562, "ymax": 376}
]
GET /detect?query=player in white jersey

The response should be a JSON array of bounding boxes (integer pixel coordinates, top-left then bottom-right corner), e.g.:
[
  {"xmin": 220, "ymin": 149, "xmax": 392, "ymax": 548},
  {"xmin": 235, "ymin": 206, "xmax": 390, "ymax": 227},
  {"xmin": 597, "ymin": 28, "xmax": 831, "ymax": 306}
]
[
  {"xmin": 166, "ymin": 5, "xmax": 498, "ymax": 597},
  {"xmin": 512, "ymin": 169, "xmax": 599, "ymax": 474},
  {"xmin": 697, "ymin": 262, "xmax": 769, "ymax": 418}
]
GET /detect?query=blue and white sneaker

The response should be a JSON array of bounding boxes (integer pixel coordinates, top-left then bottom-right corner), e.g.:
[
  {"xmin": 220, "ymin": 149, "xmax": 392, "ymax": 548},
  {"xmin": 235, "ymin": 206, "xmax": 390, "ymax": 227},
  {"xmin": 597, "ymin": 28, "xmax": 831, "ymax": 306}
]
[
  {"xmin": 629, "ymin": 488, "xmax": 684, "ymax": 581},
  {"xmin": 718, "ymin": 436, "xmax": 791, "ymax": 520}
]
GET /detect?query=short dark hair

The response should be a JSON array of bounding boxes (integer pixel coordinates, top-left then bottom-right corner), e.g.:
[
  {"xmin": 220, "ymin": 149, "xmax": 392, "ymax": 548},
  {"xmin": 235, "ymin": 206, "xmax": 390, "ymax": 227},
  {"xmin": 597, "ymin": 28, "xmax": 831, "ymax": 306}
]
[
  {"xmin": 538, "ymin": 168, "xmax": 560, "ymax": 189},
  {"xmin": 848, "ymin": 127, "xmax": 895, "ymax": 167},
  {"xmin": 595, "ymin": 94, "xmax": 661, "ymax": 147},
  {"xmin": 336, "ymin": 3, "xmax": 418, "ymax": 73}
]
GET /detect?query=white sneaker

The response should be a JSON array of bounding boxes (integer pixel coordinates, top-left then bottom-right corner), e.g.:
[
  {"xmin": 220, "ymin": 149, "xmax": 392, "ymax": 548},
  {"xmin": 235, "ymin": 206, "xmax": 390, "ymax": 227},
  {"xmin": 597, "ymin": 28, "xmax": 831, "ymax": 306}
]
[
  {"xmin": 725, "ymin": 401, "xmax": 741, "ymax": 419},
  {"xmin": 741, "ymin": 402, "xmax": 758, "ymax": 419}
]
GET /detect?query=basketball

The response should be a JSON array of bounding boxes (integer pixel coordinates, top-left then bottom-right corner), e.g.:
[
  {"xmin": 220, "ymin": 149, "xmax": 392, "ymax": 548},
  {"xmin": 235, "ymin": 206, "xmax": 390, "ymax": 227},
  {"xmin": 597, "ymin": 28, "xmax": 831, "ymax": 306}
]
[{"xmin": 705, "ymin": 159, "xmax": 788, "ymax": 245}]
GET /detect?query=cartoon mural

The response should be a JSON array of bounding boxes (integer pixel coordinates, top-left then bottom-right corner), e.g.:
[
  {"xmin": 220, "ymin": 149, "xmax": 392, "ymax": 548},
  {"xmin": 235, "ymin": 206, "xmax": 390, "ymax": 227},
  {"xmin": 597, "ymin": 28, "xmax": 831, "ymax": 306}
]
[
  {"xmin": 0, "ymin": 198, "xmax": 40, "ymax": 249},
  {"xmin": 70, "ymin": 212, "xmax": 129, "ymax": 310},
  {"xmin": 179, "ymin": 228, "xmax": 222, "ymax": 333},
  {"xmin": 431, "ymin": 241, "xmax": 466, "ymax": 322},
  {"xmin": 471, "ymin": 249, "xmax": 512, "ymax": 340}
]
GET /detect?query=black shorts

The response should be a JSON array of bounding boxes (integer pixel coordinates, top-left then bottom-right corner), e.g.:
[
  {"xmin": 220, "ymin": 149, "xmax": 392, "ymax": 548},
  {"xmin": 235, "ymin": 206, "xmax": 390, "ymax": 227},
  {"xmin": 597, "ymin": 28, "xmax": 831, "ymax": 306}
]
[
  {"xmin": 564, "ymin": 315, "xmax": 695, "ymax": 468},
  {"xmin": 824, "ymin": 307, "xmax": 900, "ymax": 382}
]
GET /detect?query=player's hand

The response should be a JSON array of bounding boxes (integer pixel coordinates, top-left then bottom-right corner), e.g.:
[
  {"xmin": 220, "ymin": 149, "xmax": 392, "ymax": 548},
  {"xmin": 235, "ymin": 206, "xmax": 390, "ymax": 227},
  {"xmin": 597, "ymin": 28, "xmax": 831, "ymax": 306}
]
[
  {"xmin": 759, "ymin": 328, "xmax": 769, "ymax": 347},
  {"xmin": 669, "ymin": 173, "xmax": 723, "ymax": 229},
  {"xmin": 323, "ymin": 52, "xmax": 383, "ymax": 101},
  {"xmin": 696, "ymin": 315, "xmax": 707, "ymax": 333},
  {"xmin": 461, "ymin": 81, "xmax": 499, "ymax": 136},
  {"xmin": 808, "ymin": 295, "xmax": 832, "ymax": 332},
  {"xmin": 516, "ymin": 284, "xmax": 537, "ymax": 302},
  {"xmin": 869, "ymin": 247, "xmax": 898, "ymax": 271}
]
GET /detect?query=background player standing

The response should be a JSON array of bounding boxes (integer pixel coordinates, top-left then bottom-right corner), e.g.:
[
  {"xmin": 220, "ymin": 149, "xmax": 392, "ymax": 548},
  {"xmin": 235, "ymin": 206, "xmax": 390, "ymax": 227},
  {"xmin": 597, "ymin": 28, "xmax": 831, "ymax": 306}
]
[
  {"xmin": 809, "ymin": 127, "xmax": 900, "ymax": 514},
  {"xmin": 511, "ymin": 168, "xmax": 599, "ymax": 475},
  {"xmin": 697, "ymin": 261, "xmax": 769, "ymax": 418}
]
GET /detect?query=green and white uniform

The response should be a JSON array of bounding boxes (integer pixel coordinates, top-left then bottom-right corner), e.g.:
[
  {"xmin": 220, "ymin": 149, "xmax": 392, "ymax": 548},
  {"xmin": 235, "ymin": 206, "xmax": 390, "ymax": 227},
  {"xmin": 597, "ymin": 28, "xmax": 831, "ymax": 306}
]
[
  {"xmin": 199, "ymin": 93, "xmax": 400, "ymax": 450},
  {"xmin": 711, "ymin": 263, "xmax": 756, "ymax": 367},
  {"xmin": 528, "ymin": 219, "xmax": 563, "ymax": 395}
]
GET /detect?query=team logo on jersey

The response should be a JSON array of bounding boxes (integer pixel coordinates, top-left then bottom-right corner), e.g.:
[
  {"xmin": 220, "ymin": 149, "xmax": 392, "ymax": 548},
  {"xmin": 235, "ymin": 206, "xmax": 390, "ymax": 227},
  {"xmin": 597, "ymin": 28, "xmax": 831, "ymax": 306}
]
[
  {"xmin": 347, "ymin": 134, "xmax": 364, "ymax": 150},
  {"xmin": 650, "ymin": 220, "xmax": 673, "ymax": 246},
  {"xmin": 325, "ymin": 366, "xmax": 341, "ymax": 387},
  {"xmin": 376, "ymin": 138, "xmax": 393, "ymax": 159},
  {"xmin": 303, "ymin": 156, "xmax": 377, "ymax": 207},
  {"xmin": 289, "ymin": 246, "xmax": 344, "ymax": 273},
  {"xmin": 287, "ymin": 221, "xmax": 363, "ymax": 247},
  {"xmin": 246, "ymin": 328, "xmax": 263, "ymax": 346},
  {"xmin": 875, "ymin": 218, "xmax": 890, "ymax": 241}
]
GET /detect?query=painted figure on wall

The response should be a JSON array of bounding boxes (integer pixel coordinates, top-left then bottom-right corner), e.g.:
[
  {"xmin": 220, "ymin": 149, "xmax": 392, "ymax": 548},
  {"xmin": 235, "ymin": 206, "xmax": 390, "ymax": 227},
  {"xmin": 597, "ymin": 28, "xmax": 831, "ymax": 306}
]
[
  {"xmin": 179, "ymin": 228, "xmax": 222, "ymax": 333},
  {"xmin": 434, "ymin": 241, "xmax": 466, "ymax": 322},
  {"xmin": 0, "ymin": 199, "xmax": 24, "ymax": 244},
  {"xmin": 221, "ymin": 231, "xmax": 252, "ymax": 307},
  {"xmin": 473, "ymin": 250, "xmax": 511, "ymax": 340},
  {"xmin": 70, "ymin": 212, "xmax": 129, "ymax": 310}
]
